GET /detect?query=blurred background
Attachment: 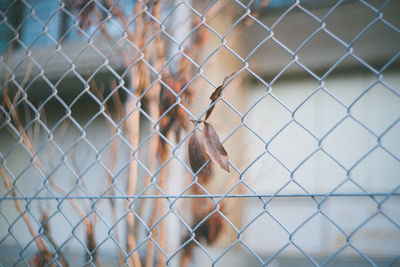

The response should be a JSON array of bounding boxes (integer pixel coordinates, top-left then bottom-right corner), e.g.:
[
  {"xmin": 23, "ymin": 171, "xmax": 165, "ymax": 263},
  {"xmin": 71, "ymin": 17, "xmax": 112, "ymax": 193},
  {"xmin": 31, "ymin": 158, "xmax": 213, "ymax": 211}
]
[{"xmin": 1, "ymin": 0, "xmax": 399, "ymax": 266}]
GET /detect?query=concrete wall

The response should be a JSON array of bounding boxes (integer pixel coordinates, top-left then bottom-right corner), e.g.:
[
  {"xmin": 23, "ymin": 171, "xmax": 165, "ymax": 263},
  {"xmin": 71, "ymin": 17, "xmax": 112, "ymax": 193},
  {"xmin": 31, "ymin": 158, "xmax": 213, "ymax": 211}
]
[{"xmin": 241, "ymin": 70, "xmax": 400, "ymax": 260}]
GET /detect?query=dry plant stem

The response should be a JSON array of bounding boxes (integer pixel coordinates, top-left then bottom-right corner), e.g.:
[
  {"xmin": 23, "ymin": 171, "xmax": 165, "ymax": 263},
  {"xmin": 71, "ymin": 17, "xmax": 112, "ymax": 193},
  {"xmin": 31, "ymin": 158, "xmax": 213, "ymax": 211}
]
[
  {"xmin": 122, "ymin": 3, "xmax": 146, "ymax": 267},
  {"xmin": 179, "ymin": 251, "xmax": 192, "ymax": 267},
  {"xmin": 105, "ymin": 0, "xmax": 135, "ymax": 41},
  {"xmin": 41, "ymin": 212, "xmax": 69, "ymax": 267},
  {"xmin": 89, "ymin": 78, "xmax": 125, "ymax": 265},
  {"xmin": 57, "ymin": 149, "xmax": 101, "ymax": 266},
  {"xmin": 105, "ymin": 81, "xmax": 125, "ymax": 265},
  {"xmin": 95, "ymin": 2, "xmax": 146, "ymax": 265},
  {"xmin": 136, "ymin": 119, "xmax": 159, "ymax": 218},
  {"xmin": 137, "ymin": 0, "xmax": 164, "ymax": 213},
  {"xmin": 153, "ymin": 4, "xmax": 169, "ymax": 266},
  {"xmin": 144, "ymin": 2, "xmax": 173, "ymax": 266},
  {"xmin": 155, "ymin": 164, "xmax": 168, "ymax": 267},
  {"xmin": 86, "ymin": 220, "xmax": 102, "ymax": 267},
  {"xmin": 124, "ymin": 97, "xmax": 141, "ymax": 267},
  {"xmin": 107, "ymin": 129, "xmax": 124, "ymax": 264},
  {"xmin": 20, "ymin": 61, "xmax": 33, "ymax": 88},
  {"xmin": 2, "ymin": 48, "xmax": 65, "ymax": 264},
  {"xmin": 93, "ymin": 8, "xmax": 114, "ymax": 45},
  {"xmin": 103, "ymin": 0, "xmax": 152, "ymax": 266},
  {"xmin": 1, "ymin": 44, "xmax": 13, "ymax": 106},
  {"xmin": 136, "ymin": 95, "xmax": 159, "ymax": 231},
  {"xmin": 134, "ymin": 4, "xmax": 169, "ymax": 266},
  {"xmin": 3, "ymin": 93, "xmax": 95, "ymax": 265},
  {"xmin": 4, "ymin": 96, "xmax": 88, "ymax": 223},
  {"xmin": 0, "ymin": 168, "xmax": 48, "ymax": 259},
  {"xmin": 145, "ymin": 151, "xmax": 169, "ymax": 267}
]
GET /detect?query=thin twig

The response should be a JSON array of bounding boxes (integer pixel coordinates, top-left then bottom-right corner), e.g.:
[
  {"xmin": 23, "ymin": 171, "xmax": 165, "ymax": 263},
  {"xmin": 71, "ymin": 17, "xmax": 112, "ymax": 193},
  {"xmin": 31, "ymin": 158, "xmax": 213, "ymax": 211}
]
[
  {"xmin": 90, "ymin": 78, "xmax": 125, "ymax": 265},
  {"xmin": 1, "ymin": 43, "xmax": 13, "ymax": 109},
  {"xmin": 145, "ymin": 152, "xmax": 169, "ymax": 267},
  {"xmin": 0, "ymin": 168, "xmax": 48, "ymax": 259},
  {"xmin": 3, "ymin": 91, "xmax": 94, "ymax": 265},
  {"xmin": 123, "ymin": 2, "xmax": 145, "ymax": 265}
]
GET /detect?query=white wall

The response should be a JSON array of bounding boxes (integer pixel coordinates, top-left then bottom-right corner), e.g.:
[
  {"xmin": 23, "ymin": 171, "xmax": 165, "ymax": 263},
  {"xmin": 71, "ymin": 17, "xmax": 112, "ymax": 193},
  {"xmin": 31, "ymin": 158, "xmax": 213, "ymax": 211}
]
[{"xmin": 241, "ymin": 70, "xmax": 400, "ymax": 259}]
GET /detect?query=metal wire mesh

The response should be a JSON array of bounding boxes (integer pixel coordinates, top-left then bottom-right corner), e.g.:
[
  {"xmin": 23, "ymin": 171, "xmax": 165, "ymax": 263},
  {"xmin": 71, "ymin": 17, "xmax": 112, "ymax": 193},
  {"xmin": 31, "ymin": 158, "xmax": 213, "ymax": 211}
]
[{"xmin": 1, "ymin": 0, "xmax": 400, "ymax": 266}]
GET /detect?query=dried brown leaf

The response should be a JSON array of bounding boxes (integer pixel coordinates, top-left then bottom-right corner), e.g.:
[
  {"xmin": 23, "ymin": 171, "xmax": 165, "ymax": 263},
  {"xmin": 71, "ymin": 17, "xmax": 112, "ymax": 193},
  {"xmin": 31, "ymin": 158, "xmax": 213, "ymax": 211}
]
[
  {"xmin": 204, "ymin": 101, "xmax": 217, "ymax": 121},
  {"xmin": 188, "ymin": 130, "xmax": 210, "ymax": 175},
  {"xmin": 202, "ymin": 122, "xmax": 230, "ymax": 172},
  {"xmin": 209, "ymin": 85, "xmax": 223, "ymax": 102},
  {"xmin": 205, "ymin": 73, "xmax": 235, "ymax": 121}
]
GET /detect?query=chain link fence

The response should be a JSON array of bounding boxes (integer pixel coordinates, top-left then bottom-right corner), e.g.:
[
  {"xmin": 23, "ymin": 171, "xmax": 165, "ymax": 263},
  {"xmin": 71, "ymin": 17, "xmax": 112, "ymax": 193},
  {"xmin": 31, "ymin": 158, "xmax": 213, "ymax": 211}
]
[{"xmin": 1, "ymin": 0, "xmax": 400, "ymax": 266}]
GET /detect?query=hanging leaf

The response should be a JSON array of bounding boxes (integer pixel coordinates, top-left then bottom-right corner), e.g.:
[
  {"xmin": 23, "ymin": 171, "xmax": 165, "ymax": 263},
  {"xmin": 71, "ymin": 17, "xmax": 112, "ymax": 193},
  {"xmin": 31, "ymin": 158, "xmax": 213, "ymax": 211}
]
[
  {"xmin": 188, "ymin": 130, "xmax": 211, "ymax": 175},
  {"xmin": 202, "ymin": 122, "xmax": 230, "ymax": 172},
  {"xmin": 204, "ymin": 106, "xmax": 214, "ymax": 122},
  {"xmin": 205, "ymin": 73, "xmax": 235, "ymax": 121}
]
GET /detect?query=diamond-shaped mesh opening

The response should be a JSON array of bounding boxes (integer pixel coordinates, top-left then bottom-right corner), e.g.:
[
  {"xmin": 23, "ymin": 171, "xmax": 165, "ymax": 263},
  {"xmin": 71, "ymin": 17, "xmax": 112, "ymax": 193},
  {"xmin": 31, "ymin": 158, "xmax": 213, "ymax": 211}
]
[
  {"xmin": 351, "ymin": 147, "xmax": 400, "ymax": 192},
  {"xmin": 297, "ymin": 29, "xmax": 348, "ymax": 77},
  {"xmin": 351, "ymin": 82, "xmax": 400, "ymax": 135},
  {"xmin": 243, "ymin": 152, "xmax": 291, "ymax": 195},
  {"xmin": 1, "ymin": 1, "xmax": 399, "ymax": 266},
  {"xmin": 268, "ymin": 121, "xmax": 319, "ymax": 170},
  {"xmin": 323, "ymin": 57, "xmax": 379, "ymax": 105},
  {"xmin": 381, "ymin": 119, "xmax": 400, "ymax": 158},
  {"xmin": 272, "ymin": 5, "xmax": 321, "ymax": 52},
  {"xmin": 245, "ymin": 93, "xmax": 292, "ymax": 141},
  {"xmin": 247, "ymin": 35, "xmax": 294, "ymax": 83},
  {"xmin": 324, "ymin": 1, "xmax": 378, "ymax": 44},
  {"xmin": 349, "ymin": 213, "xmax": 400, "ymax": 265},
  {"xmin": 381, "ymin": 1, "xmax": 400, "ymax": 29},
  {"xmin": 19, "ymin": 1, "xmax": 63, "ymax": 48},
  {"xmin": 322, "ymin": 117, "xmax": 377, "ymax": 169},
  {"xmin": 352, "ymin": 20, "xmax": 400, "ymax": 71},
  {"xmin": 295, "ymin": 88, "xmax": 347, "ymax": 138},
  {"xmin": 295, "ymin": 150, "xmax": 347, "ymax": 193},
  {"xmin": 269, "ymin": 197, "xmax": 318, "ymax": 232},
  {"xmin": 293, "ymin": 211, "xmax": 348, "ymax": 264},
  {"xmin": 321, "ymin": 196, "xmax": 378, "ymax": 235},
  {"xmin": 224, "ymin": 126, "xmax": 264, "ymax": 172},
  {"xmin": 242, "ymin": 205, "xmax": 290, "ymax": 257}
]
